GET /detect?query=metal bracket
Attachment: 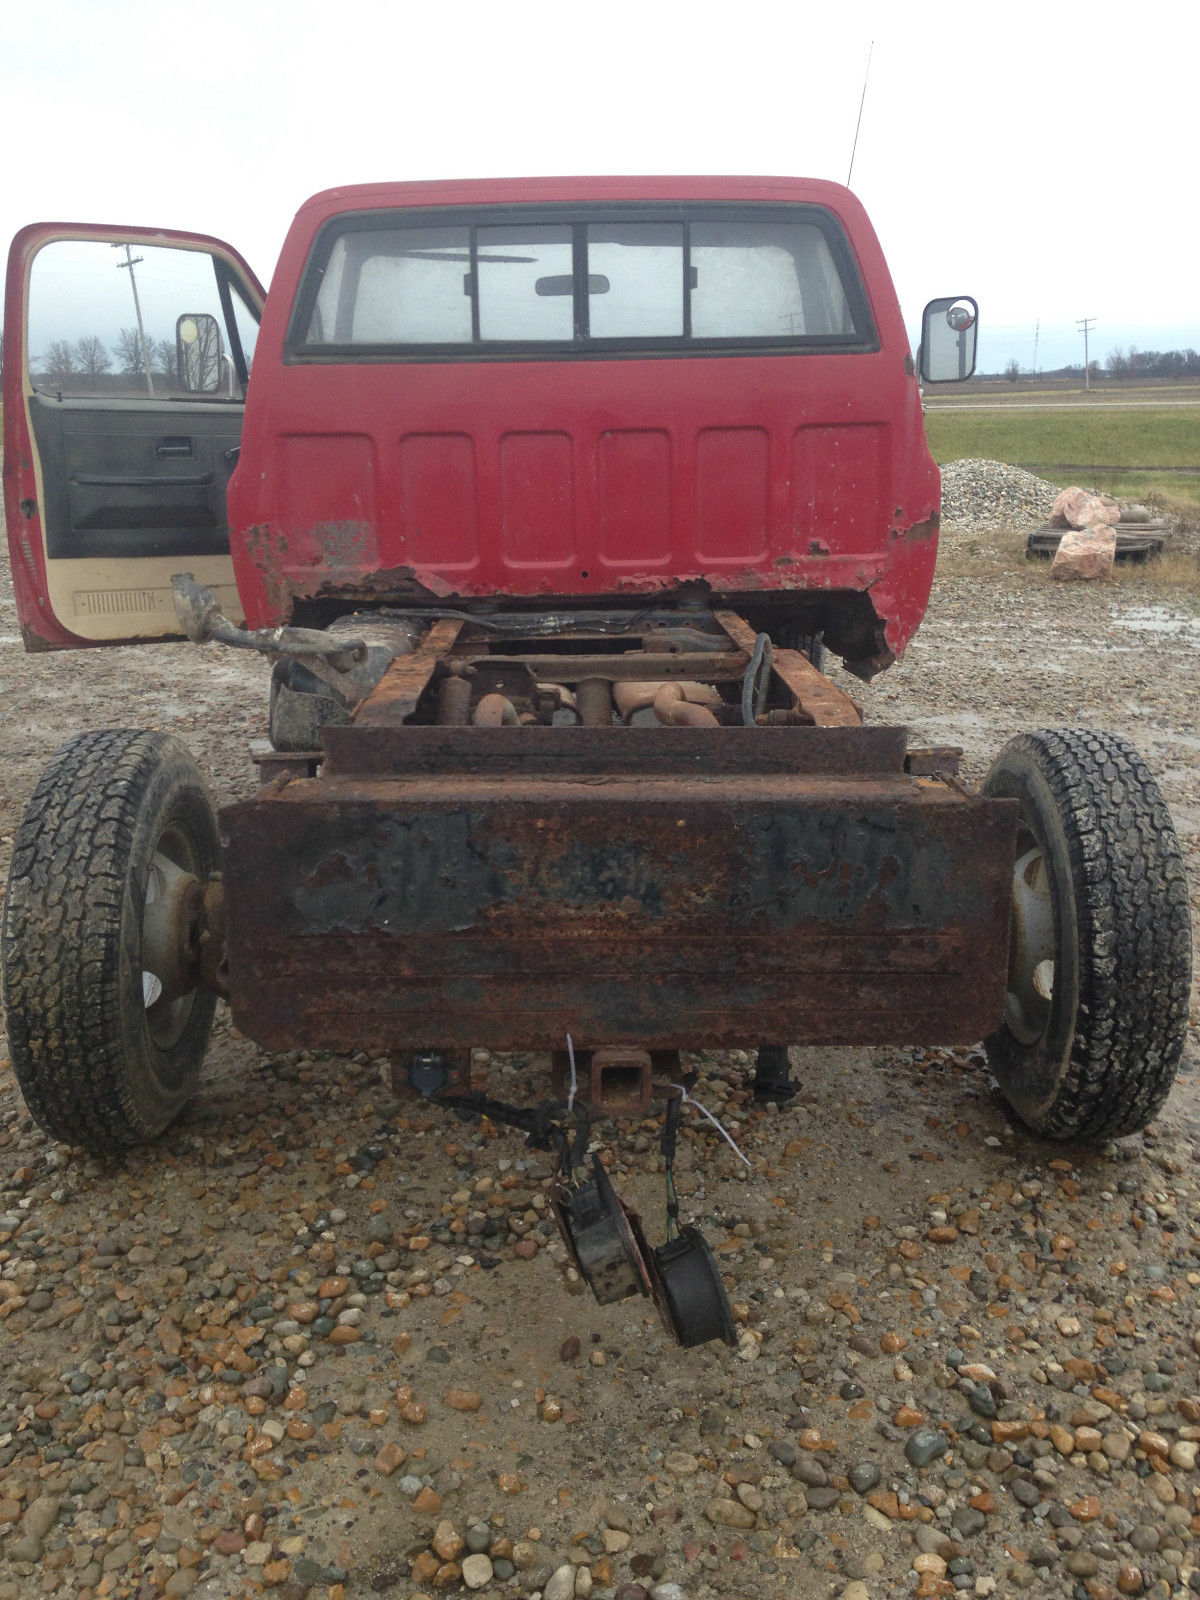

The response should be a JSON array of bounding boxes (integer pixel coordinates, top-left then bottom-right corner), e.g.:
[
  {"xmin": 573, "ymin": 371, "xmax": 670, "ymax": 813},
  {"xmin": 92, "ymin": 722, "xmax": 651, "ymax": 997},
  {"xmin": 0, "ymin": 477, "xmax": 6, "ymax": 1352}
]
[
  {"xmin": 249, "ymin": 741, "xmax": 321, "ymax": 785},
  {"xmin": 551, "ymin": 1159, "xmax": 736, "ymax": 1347},
  {"xmin": 390, "ymin": 1049, "xmax": 474, "ymax": 1100},
  {"xmin": 752, "ymin": 1043, "xmax": 797, "ymax": 1102},
  {"xmin": 171, "ymin": 573, "xmax": 367, "ymax": 704},
  {"xmin": 550, "ymin": 1162, "xmax": 655, "ymax": 1305}
]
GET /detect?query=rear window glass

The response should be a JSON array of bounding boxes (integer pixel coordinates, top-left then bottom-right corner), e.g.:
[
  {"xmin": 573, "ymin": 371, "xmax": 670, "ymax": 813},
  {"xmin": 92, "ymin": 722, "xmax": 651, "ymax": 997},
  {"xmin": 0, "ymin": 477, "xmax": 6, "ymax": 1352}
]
[
  {"xmin": 294, "ymin": 206, "xmax": 871, "ymax": 357},
  {"xmin": 478, "ymin": 225, "xmax": 574, "ymax": 340},
  {"xmin": 691, "ymin": 221, "xmax": 853, "ymax": 338},
  {"xmin": 310, "ymin": 226, "xmax": 473, "ymax": 344},
  {"xmin": 586, "ymin": 223, "xmax": 685, "ymax": 338}
]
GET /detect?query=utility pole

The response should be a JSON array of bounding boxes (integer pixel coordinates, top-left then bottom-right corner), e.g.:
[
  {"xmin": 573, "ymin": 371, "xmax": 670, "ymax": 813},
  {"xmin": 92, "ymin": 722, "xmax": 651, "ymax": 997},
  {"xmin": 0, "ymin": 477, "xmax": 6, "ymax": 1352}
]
[
  {"xmin": 1032, "ymin": 317, "xmax": 1040, "ymax": 375},
  {"xmin": 115, "ymin": 244, "xmax": 155, "ymax": 395},
  {"xmin": 1077, "ymin": 316, "xmax": 1096, "ymax": 391}
]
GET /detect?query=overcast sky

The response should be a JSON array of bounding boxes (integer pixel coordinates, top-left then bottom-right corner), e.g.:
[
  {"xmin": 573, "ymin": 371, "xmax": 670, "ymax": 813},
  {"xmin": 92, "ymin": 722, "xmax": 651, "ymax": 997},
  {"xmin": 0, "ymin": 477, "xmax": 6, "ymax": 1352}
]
[{"xmin": 2, "ymin": 0, "xmax": 1195, "ymax": 373}]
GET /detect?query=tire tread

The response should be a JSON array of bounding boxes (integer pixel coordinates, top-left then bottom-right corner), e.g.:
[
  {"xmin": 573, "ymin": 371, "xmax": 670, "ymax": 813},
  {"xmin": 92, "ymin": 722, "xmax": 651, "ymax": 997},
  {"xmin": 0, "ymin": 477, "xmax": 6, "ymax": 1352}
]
[
  {"xmin": 985, "ymin": 728, "xmax": 1191, "ymax": 1140},
  {"xmin": 2, "ymin": 729, "xmax": 214, "ymax": 1151}
]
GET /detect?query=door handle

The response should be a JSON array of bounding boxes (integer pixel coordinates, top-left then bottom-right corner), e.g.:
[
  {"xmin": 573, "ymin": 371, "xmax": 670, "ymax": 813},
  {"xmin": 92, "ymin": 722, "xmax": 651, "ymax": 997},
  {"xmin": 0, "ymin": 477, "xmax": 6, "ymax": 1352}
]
[{"xmin": 157, "ymin": 438, "xmax": 192, "ymax": 458}]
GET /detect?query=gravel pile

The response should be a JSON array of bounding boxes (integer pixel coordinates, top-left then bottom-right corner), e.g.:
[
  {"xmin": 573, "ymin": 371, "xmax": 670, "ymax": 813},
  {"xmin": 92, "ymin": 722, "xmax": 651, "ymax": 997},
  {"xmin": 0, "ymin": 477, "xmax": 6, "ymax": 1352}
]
[{"xmin": 940, "ymin": 459, "xmax": 1060, "ymax": 533}]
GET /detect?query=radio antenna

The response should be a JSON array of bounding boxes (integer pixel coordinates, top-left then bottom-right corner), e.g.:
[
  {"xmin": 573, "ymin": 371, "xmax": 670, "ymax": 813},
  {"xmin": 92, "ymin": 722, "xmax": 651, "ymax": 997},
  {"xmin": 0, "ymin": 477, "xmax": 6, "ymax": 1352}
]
[{"xmin": 846, "ymin": 40, "xmax": 875, "ymax": 188}]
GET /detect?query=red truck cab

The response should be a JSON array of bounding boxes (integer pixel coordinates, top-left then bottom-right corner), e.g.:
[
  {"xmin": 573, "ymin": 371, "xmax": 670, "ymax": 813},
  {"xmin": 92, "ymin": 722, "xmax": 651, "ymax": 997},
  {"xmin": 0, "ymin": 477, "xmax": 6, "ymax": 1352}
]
[
  {"xmin": 229, "ymin": 175, "xmax": 941, "ymax": 679},
  {"xmin": 5, "ymin": 177, "xmax": 957, "ymax": 677}
]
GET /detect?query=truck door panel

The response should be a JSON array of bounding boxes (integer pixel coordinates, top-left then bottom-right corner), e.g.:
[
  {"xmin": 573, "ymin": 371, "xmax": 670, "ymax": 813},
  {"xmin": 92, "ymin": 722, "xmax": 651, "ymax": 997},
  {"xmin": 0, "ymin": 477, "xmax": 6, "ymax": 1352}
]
[
  {"xmin": 30, "ymin": 394, "xmax": 242, "ymax": 560},
  {"xmin": 2, "ymin": 225, "xmax": 264, "ymax": 649}
]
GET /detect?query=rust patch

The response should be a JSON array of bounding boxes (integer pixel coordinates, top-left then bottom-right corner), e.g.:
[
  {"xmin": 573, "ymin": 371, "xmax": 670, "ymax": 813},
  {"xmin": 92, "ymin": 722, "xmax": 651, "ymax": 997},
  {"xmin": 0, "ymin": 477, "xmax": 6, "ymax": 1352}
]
[
  {"xmin": 901, "ymin": 516, "xmax": 939, "ymax": 543},
  {"xmin": 243, "ymin": 521, "xmax": 289, "ymax": 561},
  {"xmin": 242, "ymin": 523, "xmax": 293, "ymax": 618},
  {"xmin": 20, "ymin": 621, "xmax": 55, "ymax": 653},
  {"xmin": 304, "ymin": 852, "xmax": 355, "ymax": 890},
  {"xmin": 306, "ymin": 563, "xmax": 458, "ymax": 604},
  {"xmin": 354, "ymin": 618, "xmax": 464, "ymax": 726},
  {"xmin": 306, "ymin": 520, "xmax": 375, "ymax": 568},
  {"xmin": 266, "ymin": 556, "xmax": 466, "ymax": 618}
]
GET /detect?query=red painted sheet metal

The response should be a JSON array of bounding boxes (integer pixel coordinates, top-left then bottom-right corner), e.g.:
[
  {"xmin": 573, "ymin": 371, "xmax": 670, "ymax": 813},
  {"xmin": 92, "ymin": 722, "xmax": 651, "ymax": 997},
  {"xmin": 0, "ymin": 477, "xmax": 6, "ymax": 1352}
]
[
  {"xmin": 274, "ymin": 433, "xmax": 382, "ymax": 572},
  {"xmin": 399, "ymin": 433, "xmax": 479, "ymax": 569},
  {"xmin": 597, "ymin": 429, "xmax": 672, "ymax": 567},
  {"xmin": 227, "ymin": 178, "xmax": 940, "ymax": 660},
  {"xmin": 695, "ymin": 428, "xmax": 770, "ymax": 565},
  {"xmin": 500, "ymin": 432, "xmax": 573, "ymax": 568}
]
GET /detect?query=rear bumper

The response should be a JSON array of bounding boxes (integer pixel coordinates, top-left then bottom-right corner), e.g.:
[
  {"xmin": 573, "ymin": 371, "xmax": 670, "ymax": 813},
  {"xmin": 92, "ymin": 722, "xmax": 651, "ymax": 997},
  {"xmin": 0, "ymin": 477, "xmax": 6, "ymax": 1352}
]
[{"xmin": 221, "ymin": 726, "xmax": 1017, "ymax": 1053}]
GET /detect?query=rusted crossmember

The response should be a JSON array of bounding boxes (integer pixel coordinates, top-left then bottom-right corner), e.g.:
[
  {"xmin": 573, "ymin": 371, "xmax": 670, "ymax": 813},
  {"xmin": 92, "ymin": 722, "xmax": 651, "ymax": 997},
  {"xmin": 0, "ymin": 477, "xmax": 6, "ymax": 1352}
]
[{"xmin": 221, "ymin": 723, "xmax": 1017, "ymax": 1057}]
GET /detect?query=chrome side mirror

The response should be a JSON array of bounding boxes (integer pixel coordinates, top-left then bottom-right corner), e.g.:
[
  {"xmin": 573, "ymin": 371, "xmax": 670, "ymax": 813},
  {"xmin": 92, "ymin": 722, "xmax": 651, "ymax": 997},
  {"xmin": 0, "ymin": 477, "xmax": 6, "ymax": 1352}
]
[
  {"xmin": 176, "ymin": 312, "xmax": 224, "ymax": 392},
  {"xmin": 919, "ymin": 296, "xmax": 978, "ymax": 383}
]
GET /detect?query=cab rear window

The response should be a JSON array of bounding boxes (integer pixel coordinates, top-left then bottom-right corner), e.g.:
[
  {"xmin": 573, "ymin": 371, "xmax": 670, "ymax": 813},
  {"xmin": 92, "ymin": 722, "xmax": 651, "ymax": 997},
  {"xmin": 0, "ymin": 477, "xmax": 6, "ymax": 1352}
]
[{"xmin": 290, "ymin": 206, "xmax": 874, "ymax": 359}]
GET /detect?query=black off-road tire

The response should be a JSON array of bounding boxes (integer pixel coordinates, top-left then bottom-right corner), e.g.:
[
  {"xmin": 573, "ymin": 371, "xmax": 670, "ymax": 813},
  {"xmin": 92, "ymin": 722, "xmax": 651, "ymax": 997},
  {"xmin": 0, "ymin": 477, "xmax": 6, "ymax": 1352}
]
[
  {"xmin": 982, "ymin": 728, "xmax": 1192, "ymax": 1141},
  {"xmin": 1, "ymin": 730, "xmax": 220, "ymax": 1152}
]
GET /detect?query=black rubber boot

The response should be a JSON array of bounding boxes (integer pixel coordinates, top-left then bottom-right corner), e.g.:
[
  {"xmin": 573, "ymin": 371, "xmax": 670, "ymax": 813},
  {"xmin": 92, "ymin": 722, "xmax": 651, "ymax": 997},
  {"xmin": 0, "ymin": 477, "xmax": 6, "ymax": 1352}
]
[{"xmin": 752, "ymin": 1044, "xmax": 797, "ymax": 1102}]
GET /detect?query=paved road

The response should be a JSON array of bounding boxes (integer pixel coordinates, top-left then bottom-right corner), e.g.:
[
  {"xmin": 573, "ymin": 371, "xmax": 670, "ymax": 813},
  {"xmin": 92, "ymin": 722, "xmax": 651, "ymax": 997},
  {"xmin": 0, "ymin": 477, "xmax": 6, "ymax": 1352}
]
[{"xmin": 926, "ymin": 398, "xmax": 1200, "ymax": 411}]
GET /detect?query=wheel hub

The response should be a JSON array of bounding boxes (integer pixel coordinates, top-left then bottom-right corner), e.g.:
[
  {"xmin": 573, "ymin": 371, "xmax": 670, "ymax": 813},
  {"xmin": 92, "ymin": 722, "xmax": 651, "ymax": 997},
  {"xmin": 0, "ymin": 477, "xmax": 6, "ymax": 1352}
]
[
  {"xmin": 141, "ymin": 851, "xmax": 203, "ymax": 1009},
  {"xmin": 1004, "ymin": 843, "xmax": 1056, "ymax": 1044}
]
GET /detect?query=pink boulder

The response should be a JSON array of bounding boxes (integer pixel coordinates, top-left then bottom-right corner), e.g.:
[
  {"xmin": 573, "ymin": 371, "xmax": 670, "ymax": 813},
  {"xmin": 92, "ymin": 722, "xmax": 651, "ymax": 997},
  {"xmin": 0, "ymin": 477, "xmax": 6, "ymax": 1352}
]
[
  {"xmin": 1049, "ymin": 487, "xmax": 1120, "ymax": 530},
  {"xmin": 1051, "ymin": 522, "xmax": 1116, "ymax": 581}
]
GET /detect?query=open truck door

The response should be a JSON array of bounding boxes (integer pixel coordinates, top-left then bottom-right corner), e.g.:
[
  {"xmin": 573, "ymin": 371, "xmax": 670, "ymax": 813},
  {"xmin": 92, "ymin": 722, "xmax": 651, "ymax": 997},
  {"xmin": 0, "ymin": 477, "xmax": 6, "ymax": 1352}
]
[{"xmin": 2, "ymin": 224, "xmax": 264, "ymax": 649}]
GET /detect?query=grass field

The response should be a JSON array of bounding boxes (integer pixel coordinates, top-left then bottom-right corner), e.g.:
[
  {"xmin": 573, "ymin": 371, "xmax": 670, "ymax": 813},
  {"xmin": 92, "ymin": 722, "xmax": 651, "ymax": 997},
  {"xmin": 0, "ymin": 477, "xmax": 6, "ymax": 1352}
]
[
  {"xmin": 923, "ymin": 403, "xmax": 1200, "ymax": 513},
  {"xmin": 930, "ymin": 394, "xmax": 1200, "ymax": 591},
  {"xmin": 928, "ymin": 381, "xmax": 1200, "ymax": 406}
]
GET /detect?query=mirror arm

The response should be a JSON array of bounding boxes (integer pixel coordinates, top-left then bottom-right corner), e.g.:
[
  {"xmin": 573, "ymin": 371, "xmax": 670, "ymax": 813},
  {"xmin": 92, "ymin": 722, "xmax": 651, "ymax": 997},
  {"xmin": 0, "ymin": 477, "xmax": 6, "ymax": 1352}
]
[{"xmin": 170, "ymin": 573, "xmax": 367, "ymax": 701}]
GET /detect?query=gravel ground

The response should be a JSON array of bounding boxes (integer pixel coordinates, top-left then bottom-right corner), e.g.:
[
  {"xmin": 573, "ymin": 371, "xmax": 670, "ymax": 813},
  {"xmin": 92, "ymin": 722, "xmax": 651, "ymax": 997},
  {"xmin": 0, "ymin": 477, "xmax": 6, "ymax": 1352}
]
[{"xmin": 0, "ymin": 502, "xmax": 1199, "ymax": 1600}]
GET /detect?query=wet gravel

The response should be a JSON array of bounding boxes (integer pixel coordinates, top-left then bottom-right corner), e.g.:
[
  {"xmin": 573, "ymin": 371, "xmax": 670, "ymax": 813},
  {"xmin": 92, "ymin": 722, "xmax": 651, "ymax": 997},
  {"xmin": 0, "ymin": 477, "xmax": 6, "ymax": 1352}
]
[{"xmin": 0, "ymin": 528, "xmax": 1198, "ymax": 1600}]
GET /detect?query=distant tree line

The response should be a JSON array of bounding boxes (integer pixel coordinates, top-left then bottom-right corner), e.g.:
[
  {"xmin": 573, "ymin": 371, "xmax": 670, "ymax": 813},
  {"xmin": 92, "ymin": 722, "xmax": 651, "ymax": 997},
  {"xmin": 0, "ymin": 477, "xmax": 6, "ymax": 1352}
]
[
  {"xmin": 35, "ymin": 328, "xmax": 177, "ymax": 382},
  {"xmin": 1103, "ymin": 347, "xmax": 1200, "ymax": 380},
  {"xmin": 993, "ymin": 348, "xmax": 1200, "ymax": 383}
]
